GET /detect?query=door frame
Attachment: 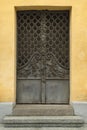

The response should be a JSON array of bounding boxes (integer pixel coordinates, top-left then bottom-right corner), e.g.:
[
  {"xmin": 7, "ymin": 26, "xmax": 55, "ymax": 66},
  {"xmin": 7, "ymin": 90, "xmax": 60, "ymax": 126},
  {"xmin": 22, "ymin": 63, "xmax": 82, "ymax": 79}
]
[{"xmin": 14, "ymin": 6, "xmax": 72, "ymax": 105}]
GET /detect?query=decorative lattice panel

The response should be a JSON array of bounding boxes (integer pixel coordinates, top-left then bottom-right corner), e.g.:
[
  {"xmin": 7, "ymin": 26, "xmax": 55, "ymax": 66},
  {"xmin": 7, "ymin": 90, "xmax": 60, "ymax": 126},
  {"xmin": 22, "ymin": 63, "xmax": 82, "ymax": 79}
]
[
  {"xmin": 17, "ymin": 11, "xmax": 42, "ymax": 77},
  {"xmin": 45, "ymin": 11, "xmax": 69, "ymax": 78},
  {"xmin": 17, "ymin": 10, "xmax": 69, "ymax": 78}
]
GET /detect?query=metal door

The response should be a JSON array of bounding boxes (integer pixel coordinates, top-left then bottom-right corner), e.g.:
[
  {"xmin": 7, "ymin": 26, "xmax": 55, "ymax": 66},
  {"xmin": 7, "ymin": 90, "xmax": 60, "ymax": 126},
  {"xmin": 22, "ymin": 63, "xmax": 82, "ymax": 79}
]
[{"xmin": 16, "ymin": 10, "xmax": 69, "ymax": 104}]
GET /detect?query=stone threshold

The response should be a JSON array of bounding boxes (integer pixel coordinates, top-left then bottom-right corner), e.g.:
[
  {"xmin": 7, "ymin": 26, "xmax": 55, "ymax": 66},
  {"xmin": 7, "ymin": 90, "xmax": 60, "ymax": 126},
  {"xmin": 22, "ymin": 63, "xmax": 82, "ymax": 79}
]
[
  {"xmin": 12, "ymin": 105, "xmax": 74, "ymax": 116},
  {"xmin": 3, "ymin": 116, "xmax": 84, "ymax": 127}
]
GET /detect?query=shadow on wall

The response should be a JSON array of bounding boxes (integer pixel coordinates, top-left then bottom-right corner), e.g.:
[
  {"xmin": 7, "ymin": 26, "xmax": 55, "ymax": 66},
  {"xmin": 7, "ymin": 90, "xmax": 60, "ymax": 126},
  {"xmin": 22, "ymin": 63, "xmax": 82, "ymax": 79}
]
[{"xmin": 0, "ymin": 103, "xmax": 13, "ymax": 123}]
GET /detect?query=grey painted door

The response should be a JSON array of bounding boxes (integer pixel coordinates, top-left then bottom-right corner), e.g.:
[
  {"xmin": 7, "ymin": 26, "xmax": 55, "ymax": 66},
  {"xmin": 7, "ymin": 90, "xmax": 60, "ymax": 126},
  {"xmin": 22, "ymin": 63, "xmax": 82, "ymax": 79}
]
[{"xmin": 16, "ymin": 10, "xmax": 70, "ymax": 104}]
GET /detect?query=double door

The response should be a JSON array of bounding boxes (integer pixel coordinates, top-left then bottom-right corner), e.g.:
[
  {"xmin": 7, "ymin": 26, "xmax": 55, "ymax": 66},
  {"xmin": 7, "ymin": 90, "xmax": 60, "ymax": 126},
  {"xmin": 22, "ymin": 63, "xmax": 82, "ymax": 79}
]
[{"xmin": 16, "ymin": 10, "xmax": 70, "ymax": 104}]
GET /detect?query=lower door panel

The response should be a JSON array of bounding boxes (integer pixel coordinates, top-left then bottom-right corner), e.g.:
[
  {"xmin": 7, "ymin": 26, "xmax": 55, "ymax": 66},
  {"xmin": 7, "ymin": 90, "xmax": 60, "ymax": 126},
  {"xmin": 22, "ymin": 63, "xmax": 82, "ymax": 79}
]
[
  {"xmin": 46, "ymin": 79, "xmax": 69, "ymax": 104},
  {"xmin": 16, "ymin": 79, "xmax": 41, "ymax": 103}
]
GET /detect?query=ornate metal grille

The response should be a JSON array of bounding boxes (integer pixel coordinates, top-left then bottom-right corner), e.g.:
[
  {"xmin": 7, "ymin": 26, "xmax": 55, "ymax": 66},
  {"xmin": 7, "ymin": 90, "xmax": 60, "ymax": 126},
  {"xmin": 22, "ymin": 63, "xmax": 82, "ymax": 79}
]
[{"xmin": 17, "ymin": 10, "xmax": 69, "ymax": 79}]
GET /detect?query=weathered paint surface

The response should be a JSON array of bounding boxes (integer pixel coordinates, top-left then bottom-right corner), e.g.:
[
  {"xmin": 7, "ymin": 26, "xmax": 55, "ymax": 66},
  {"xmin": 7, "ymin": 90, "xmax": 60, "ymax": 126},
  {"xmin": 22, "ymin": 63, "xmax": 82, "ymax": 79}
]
[{"xmin": 0, "ymin": 0, "xmax": 87, "ymax": 102}]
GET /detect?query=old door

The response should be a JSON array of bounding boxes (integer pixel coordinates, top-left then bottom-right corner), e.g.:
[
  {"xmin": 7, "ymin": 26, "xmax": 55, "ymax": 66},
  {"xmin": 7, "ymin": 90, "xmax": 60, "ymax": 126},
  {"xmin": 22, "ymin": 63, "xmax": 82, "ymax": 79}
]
[{"xmin": 16, "ymin": 10, "xmax": 69, "ymax": 104}]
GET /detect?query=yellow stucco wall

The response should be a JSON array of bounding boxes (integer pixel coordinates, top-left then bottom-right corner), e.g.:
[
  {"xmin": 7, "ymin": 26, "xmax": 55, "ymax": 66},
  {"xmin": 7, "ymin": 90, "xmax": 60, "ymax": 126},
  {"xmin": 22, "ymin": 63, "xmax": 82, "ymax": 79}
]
[{"xmin": 0, "ymin": 0, "xmax": 87, "ymax": 102}]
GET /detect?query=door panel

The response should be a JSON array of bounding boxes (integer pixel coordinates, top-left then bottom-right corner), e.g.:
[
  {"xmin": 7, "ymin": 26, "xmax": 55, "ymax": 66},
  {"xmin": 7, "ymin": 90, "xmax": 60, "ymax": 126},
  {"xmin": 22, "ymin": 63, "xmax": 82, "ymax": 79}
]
[
  {"xmin": 16, "ymin": 10, "xmax": 70, "ymax": 104},
  {"xmin": 17, "ymin": 11, "xmax": 42, "ymax": 103},
  {"xmin": 46, "ymin": 80, "xmax": 69, "ymax": 103},
  {"xmin": 45, "ymin": 11, "xmax": 69, "ymax": 103},
  {"xmin": 17, "ymin": 80, "xmax": 41, "ymax": 103}
]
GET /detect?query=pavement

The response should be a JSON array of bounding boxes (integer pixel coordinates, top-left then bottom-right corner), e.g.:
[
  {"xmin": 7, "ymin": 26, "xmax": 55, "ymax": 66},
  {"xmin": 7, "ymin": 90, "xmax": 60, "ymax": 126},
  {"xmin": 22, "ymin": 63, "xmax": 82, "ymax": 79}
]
[{"xmin": 0, "ymin": 124, "xmax": 87, "ymax": 130}]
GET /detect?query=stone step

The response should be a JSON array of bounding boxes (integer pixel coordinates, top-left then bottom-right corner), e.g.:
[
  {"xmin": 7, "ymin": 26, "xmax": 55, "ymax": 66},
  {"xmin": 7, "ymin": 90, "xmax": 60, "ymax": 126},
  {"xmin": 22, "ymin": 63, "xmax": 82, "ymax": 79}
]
[
  {"xmin": 12, "ymin": 105, "xmax": 74, "ymax": 116},
  {"xmin": 3, "ymin": 116, "xmax": 84, "ymax": 127}
]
